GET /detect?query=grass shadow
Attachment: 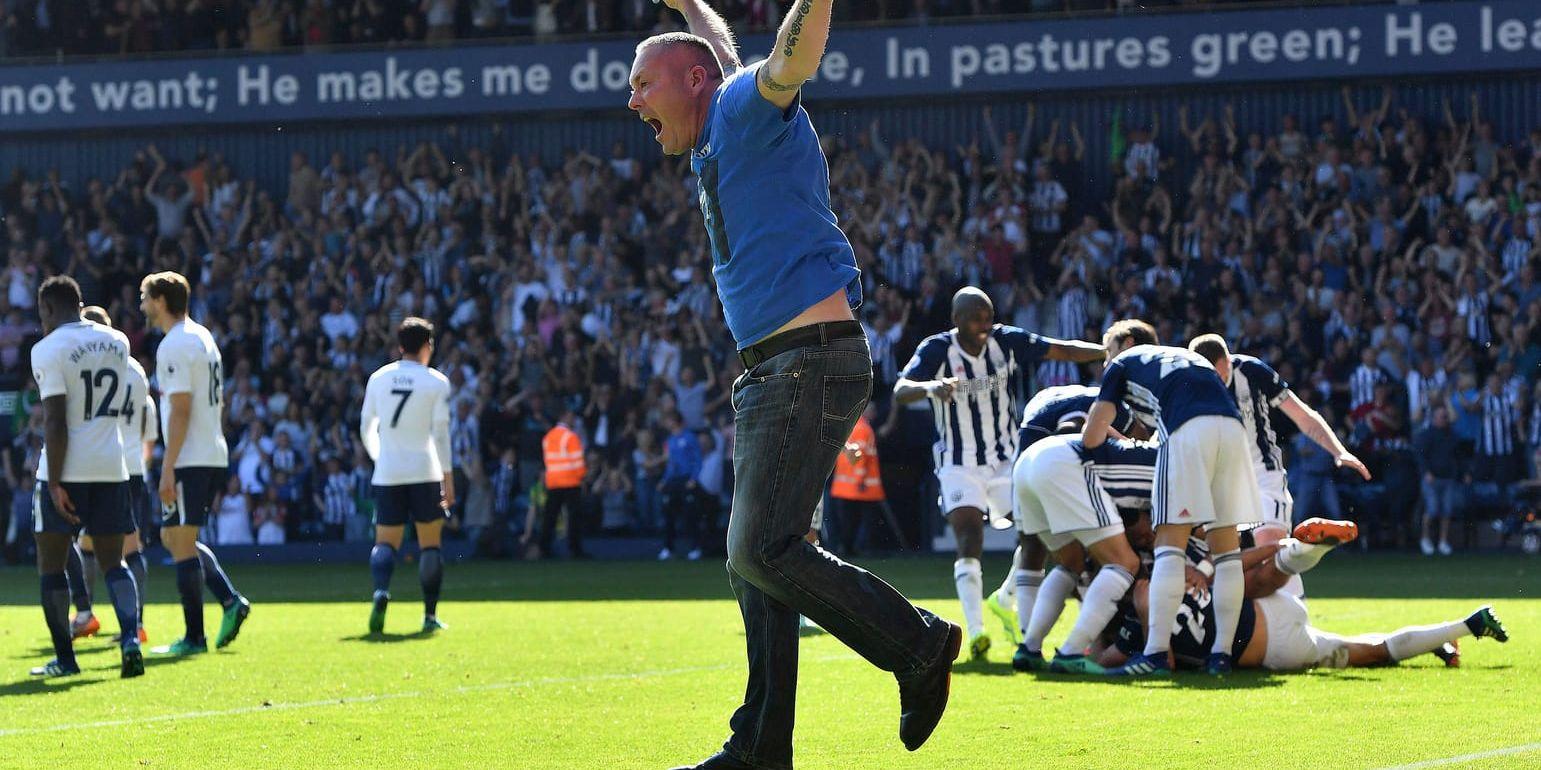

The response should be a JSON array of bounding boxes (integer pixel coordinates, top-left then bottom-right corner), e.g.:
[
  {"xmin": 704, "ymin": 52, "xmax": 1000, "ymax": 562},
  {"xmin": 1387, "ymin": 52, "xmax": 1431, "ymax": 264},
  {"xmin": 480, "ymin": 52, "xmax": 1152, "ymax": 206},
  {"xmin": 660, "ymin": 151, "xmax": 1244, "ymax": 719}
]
[
  {"xmin": 951, "ymin": 659, "xmax": 1018, "ymax": 677},
  {"xmin": 1013, "ymin": 670, "xmax": 1288, "ymax": 690},
  {"xmin": 10, "ymin": 643, "xmax": 115, "ymax": 661},
  {"xmin": 0, "ymin": 675, "xmax": 104, "ymax": 698},
  {"xmin": 340, "ymin": 632, "xmax": 438, "ymax": 644}
]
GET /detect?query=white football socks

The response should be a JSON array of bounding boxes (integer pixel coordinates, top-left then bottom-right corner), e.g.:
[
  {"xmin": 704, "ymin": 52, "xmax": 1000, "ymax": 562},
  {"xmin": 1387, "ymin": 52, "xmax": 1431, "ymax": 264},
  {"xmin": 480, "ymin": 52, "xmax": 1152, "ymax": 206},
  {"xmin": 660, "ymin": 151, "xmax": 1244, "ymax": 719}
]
[
  {"xmin": 1211, "ymin": 549, "xmax": 1244, "ymax": 656},
  {"xmin": 1384, "ymin": 620, "xmax": 1469, "ymax": 661},
  {"xmin": 1022, "ymin": 566, "xmax": 1076, "ymax": 653},
  {"xmin": 1143, "ymin": 546, "xmax": 1185, "ymax": 656},
  {"xmin": 1274, "ymin": 538, "xmax": 1332, "ymax": 576},
  {"xmin": 1015, "ymin": 569, "xmax": 1043, "ymax": 641},
  {"xmin": 954, "ymin": 558, "xmax": 985, "ymax": 637},
  {"xmin": 1059, "ymin": 563, "xmax": 1134, "ymax": 656}
]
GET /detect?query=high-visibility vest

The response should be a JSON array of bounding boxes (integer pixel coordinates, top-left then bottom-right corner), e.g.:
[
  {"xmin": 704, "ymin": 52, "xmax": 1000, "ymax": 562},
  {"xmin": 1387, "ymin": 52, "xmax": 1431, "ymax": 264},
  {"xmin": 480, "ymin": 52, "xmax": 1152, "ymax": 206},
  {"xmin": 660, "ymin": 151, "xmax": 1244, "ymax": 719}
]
[
  {"xmin": 542, "ymin": 424, "xmax": 586, "ymax": 489},
  {"xmin": 831, "ymin": 417, "xmax": 884, "ymax": 502}
]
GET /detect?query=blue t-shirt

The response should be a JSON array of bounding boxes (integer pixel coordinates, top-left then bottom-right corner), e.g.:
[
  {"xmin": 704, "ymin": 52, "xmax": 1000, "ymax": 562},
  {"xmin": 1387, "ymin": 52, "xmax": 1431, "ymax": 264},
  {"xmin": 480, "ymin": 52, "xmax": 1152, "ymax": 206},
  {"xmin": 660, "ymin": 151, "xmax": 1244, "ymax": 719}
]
[
  {"xmin": 663, "ymin": 431, "xmax": 702, "ymax": 483},
  {"xmin": 1020, "ymin": 384, "xmax": 1134, "ymax": 446},
  {"xmin": 1097, "ymin": 345, "xmax": 1241, "ymax": 438},
  {"xmin": 690, "ymin": 61, "xmax": 861, "ymax": 347}
]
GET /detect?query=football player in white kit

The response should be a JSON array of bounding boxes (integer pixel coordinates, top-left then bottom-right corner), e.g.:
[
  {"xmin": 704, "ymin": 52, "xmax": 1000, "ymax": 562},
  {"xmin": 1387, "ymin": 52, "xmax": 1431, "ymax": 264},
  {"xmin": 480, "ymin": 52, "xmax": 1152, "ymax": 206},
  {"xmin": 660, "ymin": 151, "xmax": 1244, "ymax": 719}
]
[
  {"xmin": 360, "ymin": 317, "xmax": 455, "ymax": 634},
  {"xmin": 28, "ymin": 277, "xmax": 143, "ymax": 678},
  {"xmin": 73, "ymin": 306, "xmax": 157, "ymax": 645},
  {"xmin": 141, "ymin": 272, "xmax": 251, "ymax": 656},
  {"xmin": 894, "ymin": 287, "xmax": 1104, "ymax": 660},
  {"xmin": 1187, "ymin": 334, "xmax": 1371, "ymax": 596}
]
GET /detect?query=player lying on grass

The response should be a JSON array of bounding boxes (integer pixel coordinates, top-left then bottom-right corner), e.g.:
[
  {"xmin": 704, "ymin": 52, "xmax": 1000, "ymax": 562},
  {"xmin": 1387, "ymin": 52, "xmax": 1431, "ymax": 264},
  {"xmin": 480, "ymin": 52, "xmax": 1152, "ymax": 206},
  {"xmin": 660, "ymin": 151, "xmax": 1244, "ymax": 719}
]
[{"xmin": 1096, "ymin": 517, "xmax": 1509, "ymax": 672}]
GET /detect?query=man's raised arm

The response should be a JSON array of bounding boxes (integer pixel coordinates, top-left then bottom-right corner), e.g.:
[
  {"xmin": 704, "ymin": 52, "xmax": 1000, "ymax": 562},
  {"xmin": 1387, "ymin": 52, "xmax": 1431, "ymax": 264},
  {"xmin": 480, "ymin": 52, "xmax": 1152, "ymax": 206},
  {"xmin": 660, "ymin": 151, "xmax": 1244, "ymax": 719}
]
[
  {"xmin": 756, "ymin": 0, "xmax": 832, "ymax": 109},
  {"xmin": 664, "ymin": 0, "xmax": 743, "ymax": 76}
]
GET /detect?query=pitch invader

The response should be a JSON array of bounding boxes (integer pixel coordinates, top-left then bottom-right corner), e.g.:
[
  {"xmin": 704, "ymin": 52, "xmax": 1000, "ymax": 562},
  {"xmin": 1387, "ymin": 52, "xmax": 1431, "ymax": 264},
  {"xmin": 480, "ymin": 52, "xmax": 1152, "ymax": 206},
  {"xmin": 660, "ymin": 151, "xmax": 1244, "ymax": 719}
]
[
  {"xmin": 1007, "ymin": 384, "xmax": 1144, "ymax": 667},
  {"xmin": 28, "ymin": 277, "xmax": 143, "ymax": 678},
  {"xmin": 1013, "ymin": 433, "xmax": 1152, "ymax": 674},
  {"xmin": 360, "ymin": 317, "xmax": 454, "ymax": 634},
  {"xmin": 142, "ymin": 272, "xmax": 251, "ymax": 656},
  {"xmin": 894, "ymin": 287, "xmax": 1105, "ymax": 660},
  {"xmin": 1187, "ymin": 334, "xmax": 1372, "ymax": 595},
  {"xmin": 68, "ymin": 306, "xmax": 158, "ymax": 645},
  {"xmin": 1084, "ymin": 319, "xmax": 1260, "ymax": 675}
]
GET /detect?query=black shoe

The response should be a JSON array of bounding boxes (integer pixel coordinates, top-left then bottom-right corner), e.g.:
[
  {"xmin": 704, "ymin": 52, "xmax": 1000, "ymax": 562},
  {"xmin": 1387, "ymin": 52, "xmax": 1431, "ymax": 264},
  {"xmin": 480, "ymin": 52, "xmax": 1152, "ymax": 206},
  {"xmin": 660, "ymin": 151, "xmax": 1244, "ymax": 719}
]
[
  {"xmin": 668, "ymin": 750, "xmax": 760, "ymax": 769},
  {"xmin": 897, "ymin": 622, "xmax": 963, "ymax": 752}
]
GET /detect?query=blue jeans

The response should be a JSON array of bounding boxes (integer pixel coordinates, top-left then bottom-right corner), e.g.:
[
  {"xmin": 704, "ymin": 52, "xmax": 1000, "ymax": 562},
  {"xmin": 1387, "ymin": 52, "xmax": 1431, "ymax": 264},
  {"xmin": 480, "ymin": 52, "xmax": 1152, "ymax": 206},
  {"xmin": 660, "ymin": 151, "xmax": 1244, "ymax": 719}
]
[
  {"xmin": 722, "ymin": 335, "xmax": 950, "ymax": 769},
  {"xmin": 1421, "ymin": 477, "xmax": 1459, "ymax": 520}
]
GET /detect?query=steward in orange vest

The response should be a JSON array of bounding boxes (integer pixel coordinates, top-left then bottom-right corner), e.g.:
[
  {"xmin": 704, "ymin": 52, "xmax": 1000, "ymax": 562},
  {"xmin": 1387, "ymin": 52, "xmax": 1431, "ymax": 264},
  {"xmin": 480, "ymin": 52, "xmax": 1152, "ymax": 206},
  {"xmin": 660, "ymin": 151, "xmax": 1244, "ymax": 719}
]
[
  {"xmin": 832, "ymin": 416, "xmax": 884, "ymax": 502},
  {"xmin": 543, "ymin": 422, "xmax": 587, "ymax": 490}
]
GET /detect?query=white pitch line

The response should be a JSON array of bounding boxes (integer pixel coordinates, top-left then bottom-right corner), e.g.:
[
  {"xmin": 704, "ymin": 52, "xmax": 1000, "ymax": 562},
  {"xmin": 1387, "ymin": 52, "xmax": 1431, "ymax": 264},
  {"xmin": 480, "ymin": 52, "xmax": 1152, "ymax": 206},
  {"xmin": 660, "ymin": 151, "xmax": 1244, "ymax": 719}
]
[
  {"xmin": 0, "ymin": 653, "xmax": 858, "ymax": 739},
  {"xmin": 1379, "ymin": 741, "xmax": 1541, "ymax": 769}
]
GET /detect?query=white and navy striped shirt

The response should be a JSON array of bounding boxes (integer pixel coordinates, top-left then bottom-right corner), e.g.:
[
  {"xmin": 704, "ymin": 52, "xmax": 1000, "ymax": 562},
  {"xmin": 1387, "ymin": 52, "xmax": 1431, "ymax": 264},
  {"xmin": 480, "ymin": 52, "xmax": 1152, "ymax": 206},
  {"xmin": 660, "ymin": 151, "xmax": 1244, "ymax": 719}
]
[
  {"xmin": 1481, "ymin": 391, "xmax": 1519, "ymax": 456},
  {"xmin": 1080, "ymin": 437, "xmax": 1157, "ymax": 511},
  {"xmin": 1227, "ymin": 355, "xmax": 1291, "ymax": 474},
  {"xmin": 1125, "ymin": 141, "xmax": 1159, "ymax": 180},
  {"xmin": 1349, "ymin": 363, "xmax": 1386, "ymax": 411},
  {"xmin": 1029, "ymin": 180, "xmax": 1068, "ymax": 234},
  {"xmin": 1406, "ymin": 368, "xmax": 1449, "ymax": 424},
  {"xmin": 900, "ymin": 325, "xmax": 1051, "ymax": 468},
  {"xmin": 1035, "ymin": 359, "xmax": 1081, "ymax": 389},
  {"xmin": 1458, "ymin": 290, "xmax": 1492, "ymax": 346},
  {"xmin": 1057, "ymin": 286, "xmax": 1090, "ymax": 340},
  {"xmin": 322, "ymin": 471, "xmax": 355, "ymax": 526},
  {"xmin": 1502, "ymin": 236, "xmax": 1531, "ymax": 279}
]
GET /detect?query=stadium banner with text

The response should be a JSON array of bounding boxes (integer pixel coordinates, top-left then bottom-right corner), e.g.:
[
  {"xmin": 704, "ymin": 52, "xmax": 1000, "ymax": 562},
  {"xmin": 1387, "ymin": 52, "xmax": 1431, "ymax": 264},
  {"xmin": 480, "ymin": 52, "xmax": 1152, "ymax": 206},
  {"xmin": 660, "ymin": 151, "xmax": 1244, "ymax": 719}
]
[{"xmin": 2, "ymin": 0, "xmax": 1541, "ymax": 132}]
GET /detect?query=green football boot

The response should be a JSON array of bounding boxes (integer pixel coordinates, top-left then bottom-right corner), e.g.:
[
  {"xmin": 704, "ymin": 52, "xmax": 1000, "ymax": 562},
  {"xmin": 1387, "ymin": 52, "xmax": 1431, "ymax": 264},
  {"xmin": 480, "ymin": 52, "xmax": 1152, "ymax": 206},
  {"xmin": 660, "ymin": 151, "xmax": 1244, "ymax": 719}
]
[{"xmin": 216, "ymin": 596, "xmax": 251, "ymax": 649}]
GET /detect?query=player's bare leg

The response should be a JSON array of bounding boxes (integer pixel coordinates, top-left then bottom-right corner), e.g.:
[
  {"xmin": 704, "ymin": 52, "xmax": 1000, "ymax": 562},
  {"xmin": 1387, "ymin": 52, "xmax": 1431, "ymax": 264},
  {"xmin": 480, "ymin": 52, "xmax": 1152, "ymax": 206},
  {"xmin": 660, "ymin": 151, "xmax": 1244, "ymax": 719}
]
[
  {"xmin": 65, "ymin": 536, "xmax": 98, "ymax": 639},
  {"xmin": 1332, "ymin": 606, "xmax": 1509, "ymax": 668},
  {"xmin": 949, "ymin": 507, "xmax": 990, "ymax": 659}
]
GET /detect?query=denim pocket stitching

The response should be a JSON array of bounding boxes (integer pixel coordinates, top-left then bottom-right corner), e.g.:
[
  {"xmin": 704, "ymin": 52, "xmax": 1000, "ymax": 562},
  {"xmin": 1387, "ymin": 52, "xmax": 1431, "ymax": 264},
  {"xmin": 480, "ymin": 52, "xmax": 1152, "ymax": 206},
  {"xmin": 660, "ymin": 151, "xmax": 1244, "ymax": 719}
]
[{"xmin": 819, "ymin": 373, "xmax": 870, "ymax": 448}]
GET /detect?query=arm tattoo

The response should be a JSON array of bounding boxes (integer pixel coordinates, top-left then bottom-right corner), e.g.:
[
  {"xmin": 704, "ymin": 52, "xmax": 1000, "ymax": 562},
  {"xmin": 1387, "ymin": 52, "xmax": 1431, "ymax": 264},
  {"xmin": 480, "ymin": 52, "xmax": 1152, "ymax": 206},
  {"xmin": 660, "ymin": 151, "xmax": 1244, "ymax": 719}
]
[
  {"xmin": 781, "ymin": 0, "xmax": 813, "ymax": 59},
  {"xmin": 757, "ymin": 65, "xmax": 800, "ymax": 93}
]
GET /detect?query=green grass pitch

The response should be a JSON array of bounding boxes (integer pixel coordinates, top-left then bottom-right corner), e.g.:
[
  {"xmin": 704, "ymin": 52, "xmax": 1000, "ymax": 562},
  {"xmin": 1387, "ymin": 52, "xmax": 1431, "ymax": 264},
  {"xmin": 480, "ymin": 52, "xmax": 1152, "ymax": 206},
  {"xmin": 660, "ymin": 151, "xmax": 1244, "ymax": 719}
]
[{"xmin": 0, "ymin": 553, "xmax": 1537, "ymax": 768}]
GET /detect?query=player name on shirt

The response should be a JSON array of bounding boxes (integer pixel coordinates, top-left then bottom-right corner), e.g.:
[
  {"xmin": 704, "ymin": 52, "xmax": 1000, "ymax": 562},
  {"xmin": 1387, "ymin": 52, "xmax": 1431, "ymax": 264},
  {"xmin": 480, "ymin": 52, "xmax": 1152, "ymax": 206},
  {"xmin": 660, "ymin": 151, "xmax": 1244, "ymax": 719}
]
[
  {"xmin": 360, "ymin": 360, "xmax": 454, "ymax": 486},
  {"xmin": 31, "ymin": 320, "xmax": 132, "ymax": 483}
]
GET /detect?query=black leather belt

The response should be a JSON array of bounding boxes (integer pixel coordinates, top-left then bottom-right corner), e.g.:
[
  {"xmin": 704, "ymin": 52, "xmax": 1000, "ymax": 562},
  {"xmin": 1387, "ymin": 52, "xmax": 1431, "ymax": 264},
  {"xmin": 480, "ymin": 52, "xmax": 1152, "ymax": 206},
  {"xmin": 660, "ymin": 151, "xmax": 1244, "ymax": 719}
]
[{"xmin": 738, "ymin": 320, "xmax": 863, "ymax": 369}]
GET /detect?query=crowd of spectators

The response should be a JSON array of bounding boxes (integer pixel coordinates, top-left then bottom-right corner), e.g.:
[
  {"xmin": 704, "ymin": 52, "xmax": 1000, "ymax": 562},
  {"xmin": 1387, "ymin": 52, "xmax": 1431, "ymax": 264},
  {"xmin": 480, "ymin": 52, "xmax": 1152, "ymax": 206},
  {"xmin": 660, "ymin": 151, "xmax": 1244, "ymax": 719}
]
[
  {"xmin": 0, "ymin": 0, "xmax": 1434, "ymax": 59},
  {"xmin": 2, "ymin": 79, "xmax": 1541, "ymax": 563}
]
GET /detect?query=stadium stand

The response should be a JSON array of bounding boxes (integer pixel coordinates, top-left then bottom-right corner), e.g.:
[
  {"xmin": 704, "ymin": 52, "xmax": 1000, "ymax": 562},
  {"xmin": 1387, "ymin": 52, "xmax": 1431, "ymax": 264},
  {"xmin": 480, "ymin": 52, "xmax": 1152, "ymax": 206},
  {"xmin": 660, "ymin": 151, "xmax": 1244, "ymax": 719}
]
[{"xmin": 1, "ymin": 19, "xmax": 1538, "ymax": 564}]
